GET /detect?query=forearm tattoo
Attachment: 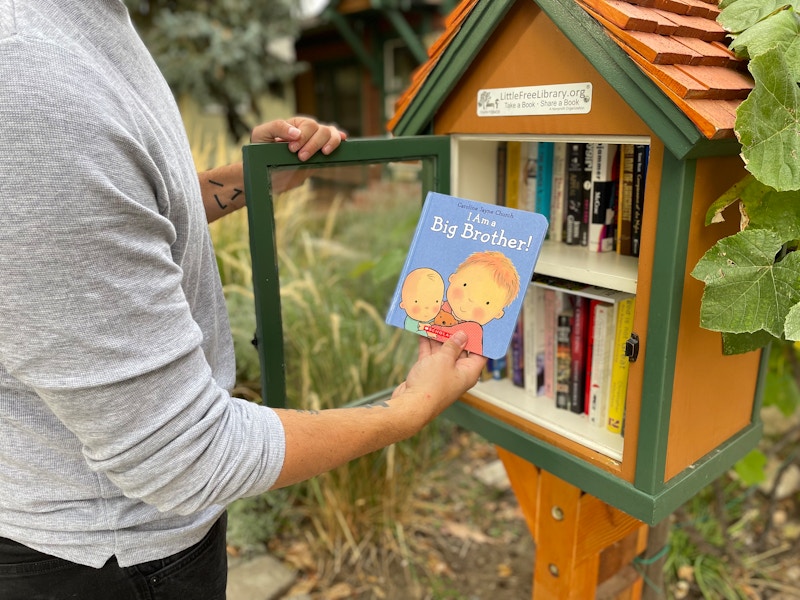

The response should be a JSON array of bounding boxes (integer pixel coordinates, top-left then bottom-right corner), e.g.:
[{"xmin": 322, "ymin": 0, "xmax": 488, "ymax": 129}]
[{"xmin": 208, "ymin": 179, "xmax": 243, "ymax": 211}]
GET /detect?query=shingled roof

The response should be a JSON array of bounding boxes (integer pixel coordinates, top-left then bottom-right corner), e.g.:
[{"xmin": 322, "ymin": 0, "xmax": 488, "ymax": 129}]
[{"xmin": 388, "ymin": 0, "xmax": 751, "ymax": 143}]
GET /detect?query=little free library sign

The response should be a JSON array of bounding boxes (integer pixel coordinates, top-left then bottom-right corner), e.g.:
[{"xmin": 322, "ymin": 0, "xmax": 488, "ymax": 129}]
[{"xmin": 477, "ymin": 82, "xmax": 593, "ymax": 117}]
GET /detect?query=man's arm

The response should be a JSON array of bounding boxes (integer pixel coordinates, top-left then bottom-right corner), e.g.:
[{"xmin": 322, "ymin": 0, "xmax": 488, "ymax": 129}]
[
  {"xmin": 199, "ymin": 117, "xmax": 347, "ymax": 223},
  {"xmin": 271, "ymin": 331, "xmax": 486, "ymax": 489}
]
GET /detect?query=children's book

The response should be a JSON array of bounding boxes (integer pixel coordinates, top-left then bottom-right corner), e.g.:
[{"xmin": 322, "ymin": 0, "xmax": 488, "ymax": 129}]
[{"xmin": 385, "ymin": 191, "xmax": 548, "ymax": 359}]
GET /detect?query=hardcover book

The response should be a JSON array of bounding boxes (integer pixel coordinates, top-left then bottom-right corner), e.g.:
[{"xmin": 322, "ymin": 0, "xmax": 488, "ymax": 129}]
[
  {"xmin": 385, "ymin": 191, "xmax": 548, "ymax": 359},
  {"xmin": 564, "ymin": 142, "xmax": 586, "ymax": 246},
  {"xmin": 616, "ymin": 144, "xmax": 635, "ymax": 256},
  {"xmin": 631, "ymin": 144, "xmax": 649, "ymax": 257},
  {"xmin": 588, "ymin": 143, "xmax": 619, "ymax": 253},
  {"xmin": 549, "ymin": 142, "xmax": 567, "ymax": 243}
]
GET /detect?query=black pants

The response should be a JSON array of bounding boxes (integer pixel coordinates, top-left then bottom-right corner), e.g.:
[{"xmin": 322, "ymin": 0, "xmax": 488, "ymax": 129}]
[{"xmin": 0, "ymin": 514, "xmax": 227, "ymax": 600}]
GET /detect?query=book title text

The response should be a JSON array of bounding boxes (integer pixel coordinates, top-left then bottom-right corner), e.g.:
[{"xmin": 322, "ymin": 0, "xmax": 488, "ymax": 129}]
[{"xmin": 430, "ymin": 211, "xmax": 535, "ymax": 251}]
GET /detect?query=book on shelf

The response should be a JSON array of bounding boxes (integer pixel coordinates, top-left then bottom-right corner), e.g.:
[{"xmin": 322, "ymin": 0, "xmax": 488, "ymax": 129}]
[
  {"xmin": 631, "ymin": 144, "xmax": 649, "ymax": 257},
  {"xmin": 531, "ymin": 276, "xmax": 635, "ymax": 431},
  {"xmin": 569, "ymin": 295, "xmax": 589, "ymax": 414},
  {"xmin": 523, "ymin": 284, "xmax": 546, "ymax": 397},
  {"xmin": 523, "ymin": 142, "xmax": 538, "ymax": 213},
  {"xmin": 495, "ymin": 142, "xmax": 507, "ymax": 206},
  {"xmin": 580, "ymin": 143, "xmax": 593, "ymax": 247},
  {"xmin": 588, "ymin": 142, "xmax": 619, "ymax": 253},
  {"xmin": 550, "ymin": 142, "xmax": 567, "ymax": 244},
  {"xmin": 586, "ymin": 300, "xmax": 615, "ymax": 428},
  {"xmin": 510, "ymin": 314, "xmax": 525, "ymax": 387},
  {"xmin": 487, "ymin": 355, "xmax": 507, "ymax": 380},
  {"xmin": 617, "ymin": 144, "xmax": 635, "ymax": 256},
  {"xmin": 564, "ymin": 142, "xmax": 587, "ymax": 246},
  {"xmin": 555, "ymin": 312, "xmax": 572, "ymax": 410},
  {"xmin": 505, "ymin": 141, "xmax": 524, "ymax": 209},
  {"xmin": 607, "ymin": 295, "xmax": 635, "ymax": 434},
  {"xmin": 542, "ymin": 287, "xmax": 557, "ymax": 399},
  {"xmin": 385, "ymin": 191, "xmax": 548, "ymax": 359},
  {"xmin": 536, "ymin": 141, "xmax": 554, "ymax": 235}
]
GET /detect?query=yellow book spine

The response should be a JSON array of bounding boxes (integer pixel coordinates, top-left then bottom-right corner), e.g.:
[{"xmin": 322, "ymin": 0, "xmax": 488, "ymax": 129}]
[
  {"xmin": 505, "ymin": 141, "xmax": 522, "ymax": 209},
  {"xmin": 606, "ymin": 297, "xmax": 635, "ymax": 434}
]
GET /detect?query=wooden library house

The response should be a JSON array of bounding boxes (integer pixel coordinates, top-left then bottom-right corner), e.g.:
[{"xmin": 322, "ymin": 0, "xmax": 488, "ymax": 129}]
[{"xmin": 244, "ymin": 0, "xmax": 763, "ymax": 596}]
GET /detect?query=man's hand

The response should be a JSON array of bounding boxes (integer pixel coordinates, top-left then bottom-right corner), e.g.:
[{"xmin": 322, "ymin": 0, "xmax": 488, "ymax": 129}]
[
  {"xmin": 392, "ymin": 331, "xmax": 487, "ymax": 424},
  {"xmin": 250, "ymin": 116, "xmax": 347, "ymax": 162},
  {"xmin": 201, "ymin": 116, "xmax": 347, "ymax": 223}
]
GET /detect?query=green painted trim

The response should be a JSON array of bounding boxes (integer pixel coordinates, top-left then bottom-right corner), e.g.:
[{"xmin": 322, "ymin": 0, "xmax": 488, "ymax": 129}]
[
  {"xmin": 445, "ymin": 401, "xmax": 763, "ymax": 524},
  {"xmin": 242, "ymin": 136, "xmax": 450, "ymax": 407},
  {"xmin": 537, "ymin": 0, "xmax": 703, "ymax": 158},
  {"xmin": 634, "ymin": 151, "xmax": 696, "ymax": 494},
  {"xmin": 392, "ymin": 0, "xmax": 740, "ymax": 158},
  {"xmin": 648, "ymin": 422, "xmax": 763, "ymax": 521},
  {"xmin": 243, "ymin": 149, "xmax": 287, "ymax": 408},
  {"xmin": 392, "ymin": 0, "xmax": 517, "ymax": 136}
]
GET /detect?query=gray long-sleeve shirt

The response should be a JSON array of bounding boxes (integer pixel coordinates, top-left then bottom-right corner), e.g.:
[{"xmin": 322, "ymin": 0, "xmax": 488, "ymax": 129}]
[{"xmin": 0, "ymin": 0, "xmax": 285, "ymax": 568}]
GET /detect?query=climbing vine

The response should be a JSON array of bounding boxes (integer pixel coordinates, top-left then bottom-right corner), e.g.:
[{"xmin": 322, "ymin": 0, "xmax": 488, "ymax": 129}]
[{"xmin": 691, "ymin": 0, "xmax": 800, "ymax": 354}]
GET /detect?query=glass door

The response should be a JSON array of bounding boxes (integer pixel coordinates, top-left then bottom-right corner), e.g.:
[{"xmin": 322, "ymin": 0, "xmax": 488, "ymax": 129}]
[{"xmin": 243, "ymin": 136, "xmax": 450, "ymax": 408}]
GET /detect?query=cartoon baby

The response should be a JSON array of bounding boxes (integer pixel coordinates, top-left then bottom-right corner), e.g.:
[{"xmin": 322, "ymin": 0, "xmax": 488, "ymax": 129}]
[{"xmin": 398, "ymin": 267, "xmax": 445, "ymax": 334}]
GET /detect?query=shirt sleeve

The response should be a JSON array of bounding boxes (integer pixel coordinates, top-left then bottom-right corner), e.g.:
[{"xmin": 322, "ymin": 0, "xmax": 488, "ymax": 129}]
[{"xmin": 0, "ymin": 38, "xmax": 285, "ymax": 514}]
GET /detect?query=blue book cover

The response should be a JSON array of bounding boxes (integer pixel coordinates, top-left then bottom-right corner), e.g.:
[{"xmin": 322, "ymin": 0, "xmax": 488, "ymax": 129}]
[{"xmin": 385, "ymin": 191, "xmax": 548, "ymax": 359}]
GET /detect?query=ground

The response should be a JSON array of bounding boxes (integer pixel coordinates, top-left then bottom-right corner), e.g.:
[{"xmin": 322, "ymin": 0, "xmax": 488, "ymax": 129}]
[
  {"xmin": 268, "ymin": 431, "xmax": 536, "ymax": 600},
  {"xmin": 232, "ymin": 429, "xmax": 800, "ymax": 600}
]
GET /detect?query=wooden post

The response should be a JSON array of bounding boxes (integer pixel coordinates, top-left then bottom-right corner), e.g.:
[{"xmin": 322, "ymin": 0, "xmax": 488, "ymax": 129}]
[{"xmin": 497, "ymin": 447, "xmax": 648, "ymax": 599}]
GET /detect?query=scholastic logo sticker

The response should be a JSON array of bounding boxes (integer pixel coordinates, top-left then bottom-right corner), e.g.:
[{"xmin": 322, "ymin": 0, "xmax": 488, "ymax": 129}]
[{"xmin": 477, "ymin": 83, "xmax": 592, "ymax": 117}]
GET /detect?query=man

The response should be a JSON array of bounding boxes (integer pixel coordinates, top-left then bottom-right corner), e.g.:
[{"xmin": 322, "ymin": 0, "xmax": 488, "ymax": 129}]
[{"xmin": 0, "ymin": 2, "xmax": 486, "ymax": 598}]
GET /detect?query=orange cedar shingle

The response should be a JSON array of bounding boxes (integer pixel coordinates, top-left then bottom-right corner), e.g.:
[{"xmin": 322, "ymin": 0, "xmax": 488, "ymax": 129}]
[{"xmin": 388, "ymin": 0, "xmax": 748, "ymax": 140}]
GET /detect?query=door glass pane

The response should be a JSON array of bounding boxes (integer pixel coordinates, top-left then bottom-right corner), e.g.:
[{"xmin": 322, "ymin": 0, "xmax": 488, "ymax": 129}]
[{"xmin": 265, "ymin": 159, "xmax": 429, "ymax": 409}]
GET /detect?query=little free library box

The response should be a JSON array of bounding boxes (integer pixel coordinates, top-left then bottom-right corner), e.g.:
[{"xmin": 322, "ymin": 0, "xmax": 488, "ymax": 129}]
[{"xmin": 244, "ymin": 0, "xmax": 764, "ymax": 535}]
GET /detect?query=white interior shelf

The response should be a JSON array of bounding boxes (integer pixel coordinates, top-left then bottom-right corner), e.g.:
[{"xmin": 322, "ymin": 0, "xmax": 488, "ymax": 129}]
[{"xmin": 468, "ymin": 378, "xmax": 625, "ymax": 462}]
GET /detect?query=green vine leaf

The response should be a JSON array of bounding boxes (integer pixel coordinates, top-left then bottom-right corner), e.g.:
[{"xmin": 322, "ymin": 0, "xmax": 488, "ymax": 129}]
[
  {"xmin": 704, "ymin": 174, "xmax": 757, "ymax": 226},
  {"xmin": 722, "ymin": 330, "xmax": 780, "ymax": 354},
  {"xmin": 786, "ymin": 302, "xmax": 800, "ymax": 340},
  {"xmin": 719, "ymin": 0, "xmax": 799, "ymax": 33},
  {"xmin": 729, "ymin": 7, "xmax": 800, "ymax": 64},
  {"xmin": 736, "ymin": 47, "xmax": 800, "ymax": 192},
  {"xmin": 692, "ymin": 229, "xmax": 800, "ymax": 336},
  {"xmin": 705, "ymin": 175, "xmax": 800, "ymax": 241}
]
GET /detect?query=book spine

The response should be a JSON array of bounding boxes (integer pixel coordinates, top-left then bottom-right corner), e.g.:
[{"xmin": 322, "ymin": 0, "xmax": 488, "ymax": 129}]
[
  {"xmin": 495, "ymin": 142, "xmax": 507, "ymax": 207},
  {"xmin": 631, "ymin": 144, "xmax": 649, "ymax": 257},
  {"xmin": 542, "ymin": 288, "xmax": 557, "ymax": 399},
  {"xmin": 523, "ymin": 285, "xmax": 546, "ymax": 397},
  {"xmin": 580, "ymin": 142, "xmax": 593, "ymax": 247},
  {"xmin": 488, "ymin": 355, "xmax": 508, "ymax": 381},
  {"xmin": 606, "ymin": 297, "xmax": 635, "ymax": 434},
  {"xmin": 588, "ymin": 143, "xmax": 618, "ymax": 253},
  {"xmin": 555, "ymin": 312, "xmax": 572, "ymax": 410},
  {"xmin": 524, "ymin": 142, "xmax": 539, "ymax": 213},
  {"xmin": 569, "ymin": 295, "xmax": 589, "ymax": 414},
  {"xmin": 584, "ymin": 298, "xmax": 597, "ymax": 416},
  {"xmin": 511, "ymin": 313, "xmax": 525, "ymax": 387},
  {"xmin": 505, "ymin": 141, "xmax": 522, "ymax": 209},
  {"xmin": 564, "ymin": 142, "xmax": 586, "ymax": 246},
  {"xmin": 536, "ymin": 141, "xmax": 554, "ymax": 231},
  {"xmin": 587, "ymin": 301, "xmax": 613, "ymax": 427},
  {"xmin": 550, "ymin": 142, "xmax": 567, "ymax": 243},
  {"xmin": 617, "ymin": 144, "xmax": 634, "ymax": 256}
]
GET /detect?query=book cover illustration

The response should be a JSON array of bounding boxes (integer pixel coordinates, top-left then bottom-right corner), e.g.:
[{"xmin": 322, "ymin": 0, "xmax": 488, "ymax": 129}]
[{"xmin": 385, "ymin": 191, "xmax": 548, "ymax": 359}]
